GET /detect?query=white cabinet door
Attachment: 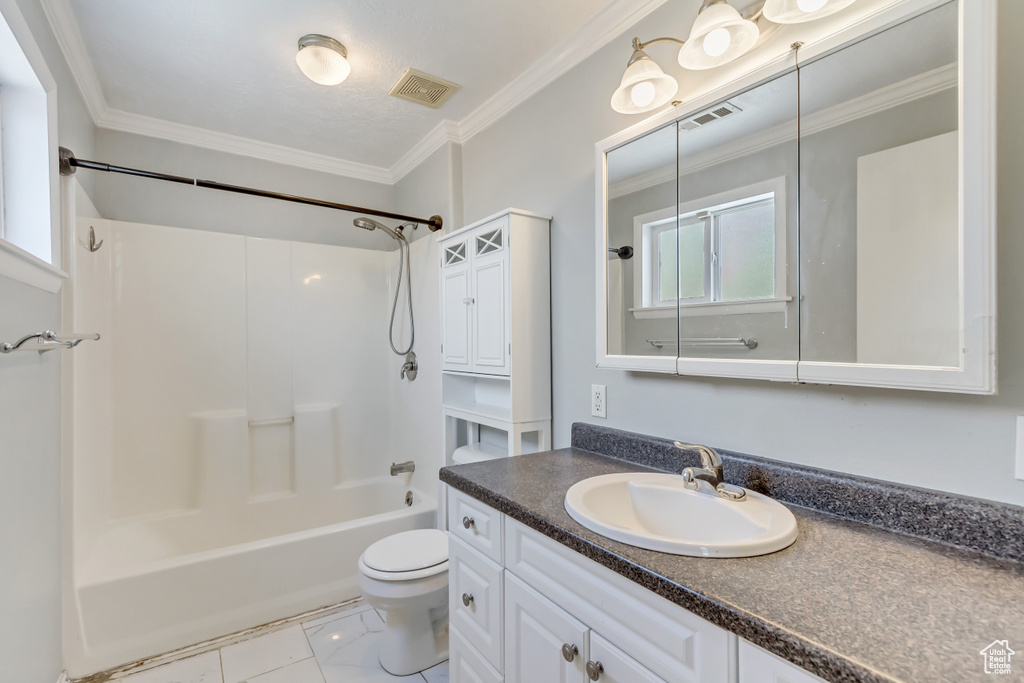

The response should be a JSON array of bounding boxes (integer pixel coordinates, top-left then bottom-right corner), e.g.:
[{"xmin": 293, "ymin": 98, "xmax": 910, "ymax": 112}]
[
  {"xmin": 470, "ymin": 222, "xmax": 510, "ymax": 375},
  {"xmin": 738, "ymin": 641, "xmax": 826, "ymax": 683},
  {"xmin": 442, "ymin": 248, "xmax": 472, "ymax": 372},
  {"xmin": 589, "ymin": 632, "xmax": 666, "ymax": 683},
  {"xmin": 505, "ymin": 573, "xmax": 587, "ymax": 683}
]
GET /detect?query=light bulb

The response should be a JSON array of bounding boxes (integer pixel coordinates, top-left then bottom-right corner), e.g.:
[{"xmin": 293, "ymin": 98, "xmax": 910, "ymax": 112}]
[
  {"xmin": 797, "ymin": 0, "xmax": 829, "ymax": 11},
  {"xmin": 703, "ymin": 27, "xmax": 732, "ymax": 58},
  {"xmin": 630, "ymin": 81, "xmax": 657, "ymax": 107}
]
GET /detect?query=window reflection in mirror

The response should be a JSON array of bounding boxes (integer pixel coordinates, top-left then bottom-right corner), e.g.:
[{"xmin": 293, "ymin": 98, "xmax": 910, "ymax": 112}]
[
  {"xmin": 674, "ymin": 71, "xmax": 800, "ymax": 361},
  {"xmin": 606, "ymin": 123, "xmax": 678, "ymax": 357},
  {"xmin": 799, "ymin": 1, "xmax": 959, "ymax": 367}
]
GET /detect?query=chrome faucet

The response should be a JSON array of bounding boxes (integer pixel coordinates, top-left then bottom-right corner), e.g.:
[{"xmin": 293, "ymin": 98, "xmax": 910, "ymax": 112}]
[
  {"xmin": 390, "ymin": 460, "xmax": 415, "ymax": 476},
  {"xmin": 673, "ymin": 441, "xmax": 746, "ymax": 501}
]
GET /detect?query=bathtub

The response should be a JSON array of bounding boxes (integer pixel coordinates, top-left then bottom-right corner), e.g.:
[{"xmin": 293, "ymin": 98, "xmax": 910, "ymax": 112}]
[{"xmin": 68, "ymin": 477, "xmax": 435, "ymax": 676}]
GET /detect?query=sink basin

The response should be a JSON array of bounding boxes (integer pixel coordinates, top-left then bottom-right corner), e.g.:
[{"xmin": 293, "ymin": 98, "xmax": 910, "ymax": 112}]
[{"xmin": 564, "ymin": 473, "xmax": 798, "ymax": 558}]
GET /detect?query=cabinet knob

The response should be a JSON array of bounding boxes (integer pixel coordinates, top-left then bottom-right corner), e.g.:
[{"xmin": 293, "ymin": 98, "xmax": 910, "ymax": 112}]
[
  {"xmin": 586, "ymin": 661, "xmax": 604, "ymax": 680},
  {"xmin": 462, "ymin": 516, "xmax": 475, "ymax": 529},
  {"xmin": 561, "ymin": 643, "xmax": 579, "ymax": 662},
  {"xmin": 462, "ymin": 593, "xmax": 474, "ymax": 607}
]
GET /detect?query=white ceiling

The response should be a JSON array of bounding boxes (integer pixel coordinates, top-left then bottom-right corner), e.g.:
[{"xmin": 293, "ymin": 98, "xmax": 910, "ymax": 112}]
[{"xmin": 49, "ymin": 0, "xmax": 633, "ymax": 177}]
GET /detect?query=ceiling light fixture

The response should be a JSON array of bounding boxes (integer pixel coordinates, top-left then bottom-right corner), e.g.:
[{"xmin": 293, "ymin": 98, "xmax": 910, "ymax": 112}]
[
  {"xmin": 761, "ymin": 0, "xmax": 858, "ymax": 24},
  {"xmin": 610, "ymin": 39, "xmax": 680, "ymax": 114},
  {"xmin": 295, "ymin": 34, "xmax": 351, "ymax": 86},
  {"xmin": 678, "ymin": 0, "xmax": 760, "ymax": 70}
]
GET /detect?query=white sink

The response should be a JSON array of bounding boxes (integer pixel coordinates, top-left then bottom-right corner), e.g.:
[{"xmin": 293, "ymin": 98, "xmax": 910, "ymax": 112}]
[{"xmin": 564, "ymin": 472, "xmax": 798, "ymax": 558}]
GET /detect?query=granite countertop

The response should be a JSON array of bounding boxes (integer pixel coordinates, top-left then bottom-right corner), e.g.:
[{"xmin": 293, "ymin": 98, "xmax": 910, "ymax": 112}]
[{"xmin": 440, "ymin": 446, "xmax": 1024, "ymax": 683}]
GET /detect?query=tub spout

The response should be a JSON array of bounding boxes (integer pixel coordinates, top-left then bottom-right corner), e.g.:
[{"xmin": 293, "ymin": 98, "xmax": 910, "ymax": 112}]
[{"xmin": 390, "ymin": 461, "xmax": 415, "ymax": 476}]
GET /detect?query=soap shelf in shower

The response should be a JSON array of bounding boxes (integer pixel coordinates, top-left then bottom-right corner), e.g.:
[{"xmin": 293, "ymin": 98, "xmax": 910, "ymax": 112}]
[{"xmin": 1, "ymin": 330, "xmax": 100, "ymax": 354}]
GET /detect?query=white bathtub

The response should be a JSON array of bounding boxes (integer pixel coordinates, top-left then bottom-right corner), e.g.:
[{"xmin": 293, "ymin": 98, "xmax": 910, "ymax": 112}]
[{"xmin": 67, "ymin": 477, "xmax": 435, "ymax": 677}]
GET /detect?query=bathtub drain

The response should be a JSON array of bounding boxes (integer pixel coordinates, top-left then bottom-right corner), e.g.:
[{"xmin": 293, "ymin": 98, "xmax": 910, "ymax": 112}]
[{"xmin": 405, "ymin": 491, "xmax": 413, "ymax": 506}]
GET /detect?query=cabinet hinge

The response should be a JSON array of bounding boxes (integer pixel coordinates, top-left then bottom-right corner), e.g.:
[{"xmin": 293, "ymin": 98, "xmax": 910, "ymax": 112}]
[{"xmin": 508, "ymin": 343, "xmax": 511, "ymax": 356}]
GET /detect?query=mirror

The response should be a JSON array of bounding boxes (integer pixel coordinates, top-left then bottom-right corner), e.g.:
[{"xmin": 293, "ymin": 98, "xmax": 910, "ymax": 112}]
[
  {"xmin": 606, "ymin": 123, "xmax": 678, "ymax": 359},
  {"xmin": 799, "ymin": 1, "xmax": 960, "ymax": 367},
  {"xmin": 675, "ymin": 71, "xmax": 799, "ymax": 363},
  {"xmin": 597, "ymin": 0, "xmax": 994, "ymax": 392}
]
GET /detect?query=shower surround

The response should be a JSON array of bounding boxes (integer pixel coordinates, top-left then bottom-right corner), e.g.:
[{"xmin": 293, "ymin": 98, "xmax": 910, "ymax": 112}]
[{"xmin": 63, "ymin": 216, "xmax": 441, "ymax": 677}]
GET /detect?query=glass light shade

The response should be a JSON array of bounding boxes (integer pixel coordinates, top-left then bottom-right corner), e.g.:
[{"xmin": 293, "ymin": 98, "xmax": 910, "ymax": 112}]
[
  {"xmin": 762, "ymin": 0, "xmax": 858, "ymax": 24},
  {"xmin": 296, "ymin": 35, "xmax": 351, "ymax": 86},
  {"xmin": 678, "ymin": 2, "xmax": 759, "ymax": 70},
  {"xmin": 610, "ymin": 51, "xmax": 679, "ymax": 114}
]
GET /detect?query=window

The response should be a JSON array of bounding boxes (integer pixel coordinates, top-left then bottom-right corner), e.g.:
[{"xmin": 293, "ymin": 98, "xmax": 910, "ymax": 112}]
[
  {"xmin": 633, "ymin": 178, "xmax": 788, "ymax": 318},
  {"xmin": 0, "ymin": 0, "xmax": 63, "ymax": 292}
]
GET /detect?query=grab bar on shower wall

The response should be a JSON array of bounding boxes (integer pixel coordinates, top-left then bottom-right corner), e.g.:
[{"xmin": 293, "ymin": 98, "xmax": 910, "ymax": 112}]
[
  {"xmin": 1, "ymin": 330, "xmax": 101, "ymax": 354},
  {"xmin": 646, "ymin": 337, "xmax": 758, "ymax": 350}
]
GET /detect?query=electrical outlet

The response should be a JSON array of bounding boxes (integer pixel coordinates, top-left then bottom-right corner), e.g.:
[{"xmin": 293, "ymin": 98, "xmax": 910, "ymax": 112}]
[
  {"xmin": 1016, "ymin": 416, "xmax": 1024, "ymax": 481},
  {"xmin": 591, "ymin": 384, "xmax": 607, "ymax": 418}
]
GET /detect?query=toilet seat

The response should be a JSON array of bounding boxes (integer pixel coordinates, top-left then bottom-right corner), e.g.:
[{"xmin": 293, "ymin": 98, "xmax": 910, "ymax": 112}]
[{"xmin": 359, "ymin": 529, "xmax": 449, "ymax": 582}]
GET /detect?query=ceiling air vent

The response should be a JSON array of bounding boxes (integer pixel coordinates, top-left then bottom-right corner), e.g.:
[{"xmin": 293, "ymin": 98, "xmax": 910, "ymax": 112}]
[
  {"xmin": 679, "ymin": 102, "xmax": 742, "ymax": 132},
  {"xmin": 388, "ymin": 68, "xmax": 461, "ymax": 109}
]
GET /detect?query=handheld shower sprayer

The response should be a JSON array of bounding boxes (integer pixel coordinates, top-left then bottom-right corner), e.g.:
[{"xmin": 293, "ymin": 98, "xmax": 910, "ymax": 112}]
[{"xmin": 353, "ymin": 217, "xmax": 417, "ymax": 373}]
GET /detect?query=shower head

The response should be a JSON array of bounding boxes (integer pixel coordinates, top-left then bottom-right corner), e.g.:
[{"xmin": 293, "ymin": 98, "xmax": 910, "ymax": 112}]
[{"xmin": 353, "ymin": 217, "xmax": 404, "ymax": 241}]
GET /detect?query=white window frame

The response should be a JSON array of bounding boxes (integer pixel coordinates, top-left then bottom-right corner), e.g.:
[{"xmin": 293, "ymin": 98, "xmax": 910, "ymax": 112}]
[
  {"xmin": 631, "ymin": 177, "xmax": 789, "ymax": 319},
  {"xmin": 0, "ymin": 0, "xmax": 65, "ymax": 293}
]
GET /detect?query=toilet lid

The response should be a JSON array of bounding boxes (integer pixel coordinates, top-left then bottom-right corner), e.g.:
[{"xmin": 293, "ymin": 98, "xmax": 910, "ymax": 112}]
[{"xmin": 362, "ymin": 529, "xmax": 448, "ymax": 573}]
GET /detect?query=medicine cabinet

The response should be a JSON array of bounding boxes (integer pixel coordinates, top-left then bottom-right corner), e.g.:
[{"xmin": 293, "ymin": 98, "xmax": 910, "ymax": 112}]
[{"xmin": 596, "ymin": 0, "xmax": 995, "ymax": 394}]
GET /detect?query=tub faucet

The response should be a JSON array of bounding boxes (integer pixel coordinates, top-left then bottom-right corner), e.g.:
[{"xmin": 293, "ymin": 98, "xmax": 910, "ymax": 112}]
[
  {"xmin": 390, "ymin": 460, "xmax": 415, "ymax": 476},
  {"xmin": 673, "ymin": 441, "xmax": 746, "ymax": 501}
]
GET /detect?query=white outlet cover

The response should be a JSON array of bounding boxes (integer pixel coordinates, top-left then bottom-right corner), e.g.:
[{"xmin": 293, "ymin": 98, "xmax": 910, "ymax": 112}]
[{"xmin": 591, "ymin": 384, "xmax": 607, "ymax": 419}]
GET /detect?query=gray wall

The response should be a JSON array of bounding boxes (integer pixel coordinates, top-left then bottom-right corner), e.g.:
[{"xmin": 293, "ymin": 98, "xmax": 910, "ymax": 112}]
[
  {"xmin": 1, "ymin": 0, "xmax": 95, "ymax": 680},
  {"xmin": 461, "ymin": 0, "xmax": 1024, "ymax": 506},
  {"xmin": 91, "ymin": 129, "xmax": 397, "ymax": 250}
]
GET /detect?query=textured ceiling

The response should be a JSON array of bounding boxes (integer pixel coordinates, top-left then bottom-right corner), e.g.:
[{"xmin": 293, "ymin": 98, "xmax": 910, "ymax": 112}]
[{"xmin": 68, "ymin": 0, "xmax": 609, "ymax": 168}]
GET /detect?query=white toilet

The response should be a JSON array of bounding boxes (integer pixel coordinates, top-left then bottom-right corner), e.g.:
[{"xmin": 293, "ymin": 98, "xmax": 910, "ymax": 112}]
[{"xmin": 357, "ymin": 527, "xmax": 450, "ymax": 675}]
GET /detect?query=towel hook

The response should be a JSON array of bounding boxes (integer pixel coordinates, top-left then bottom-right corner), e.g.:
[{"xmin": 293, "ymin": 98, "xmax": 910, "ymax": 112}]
[{"xmin": 88, "ymin": 226, "xmax": 103, "ymax": 252}]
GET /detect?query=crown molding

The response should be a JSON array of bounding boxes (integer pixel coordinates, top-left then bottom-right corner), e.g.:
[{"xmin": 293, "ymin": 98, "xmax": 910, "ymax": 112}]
[
  {"xmin": 608, "ymin": 62, "xmax": 957, "ymax": 199},
  {"xmin": 456, "ymin": 0, "xmax": 671, "ymax": 143},
  {"xmin": 390, "ymin": 119, "xmax": 463, "ymax": 183},
  {"xmin": 96, "ymin": 107, "xmax": 394, "ymax": 183},
  {"xmin": 43, "ymin": 0, "xmax": 670, "ymax": 186}
]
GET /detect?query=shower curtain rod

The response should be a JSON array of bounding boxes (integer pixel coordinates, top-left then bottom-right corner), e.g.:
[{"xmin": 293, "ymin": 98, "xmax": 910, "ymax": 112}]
[{"xmin": 58, "ymin": 147, "xmax": 443, "ymax": 232}]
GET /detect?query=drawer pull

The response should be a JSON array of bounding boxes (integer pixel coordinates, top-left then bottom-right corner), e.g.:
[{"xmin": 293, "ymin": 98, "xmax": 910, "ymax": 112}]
[
  {"xmin": 462, "ymin": 592, "xmax": 474, "ymax": 607},
  {"xmin": 462, "ymin": 516, "xmax": 475, "ymax": 529},
  {"xmin": 586, "ymin": 661, "xmax": 604, "ymax": 680},
  {"xmin": 561, "ymin": 643, "xmax": 579, "ymax": 662}
]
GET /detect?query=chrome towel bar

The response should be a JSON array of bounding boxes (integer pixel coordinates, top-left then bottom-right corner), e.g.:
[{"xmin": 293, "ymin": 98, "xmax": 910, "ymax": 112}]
[
  {"xmin": 1, "ymin": 330, "xmax": 100, "ymax": 354},
  {"xmin": 646, "ymin": 337, "xmax": 758, "ymax": 350}
]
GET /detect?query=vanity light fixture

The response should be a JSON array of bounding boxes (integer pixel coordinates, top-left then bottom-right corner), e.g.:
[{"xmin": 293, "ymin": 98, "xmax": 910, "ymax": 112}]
[
  {"xmin": 678, "ymin": 0, "xmax": 760, "ymax": 70},
  {"xmin": 610, "ymin": 39, "xmax": 680, "ymax": 114},
  {"xmin": 761, "ymin": 0, "xmax": 858, "ymax": 24},
  {"xmin": 610, "ymin": 0, "xmax": 858, "ymax": 114},
  {"xmin": 295, "ymin": 34, "xmax": 351, "ymax": 86}
]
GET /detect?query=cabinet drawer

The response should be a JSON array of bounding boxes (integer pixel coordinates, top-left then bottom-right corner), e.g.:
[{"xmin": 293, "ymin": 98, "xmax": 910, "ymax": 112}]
[
  {"xmin": 449, "ymin": 487, "xmax": 503, "ymax": 563},
  {"xmin": 451, "ymin": 625, "xmax": 504, "ymax": 683},
  {"xmin": 590, "ymin": 632, "xmax": 665, "ymax": 683},
  {"xmin": 505, "ymin": 518, "xmax": 732, "ymax": 683},
  {"xmin": 738, "ymin": 641, "xmax": 825, "ymax": 683},
  {"xmin": 450, "ymin": 536, "xmax": 504, "ymax": 672}
]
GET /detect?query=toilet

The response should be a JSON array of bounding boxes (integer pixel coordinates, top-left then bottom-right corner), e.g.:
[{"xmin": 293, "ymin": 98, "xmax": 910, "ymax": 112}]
[{"xmin": 357, "ymin": 527, "xmax": 450, "ymax": 675}]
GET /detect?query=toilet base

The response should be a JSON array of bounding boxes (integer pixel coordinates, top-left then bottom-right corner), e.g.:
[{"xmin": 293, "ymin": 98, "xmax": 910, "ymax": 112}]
[{"xmin": 358, "ymin": 565, "xmax": 449, "ymax": 676}]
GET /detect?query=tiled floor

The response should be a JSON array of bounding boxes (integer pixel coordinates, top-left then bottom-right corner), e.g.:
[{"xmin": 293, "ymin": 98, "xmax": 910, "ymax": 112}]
[{"xmin": 116, "ymin": 600, "xmax": 449, "ymax": 683}]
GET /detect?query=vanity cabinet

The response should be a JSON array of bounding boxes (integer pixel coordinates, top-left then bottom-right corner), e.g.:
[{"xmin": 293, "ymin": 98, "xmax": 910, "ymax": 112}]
[{"xmin": 447, "ymin": 486, "xmax": 828, "ymax": 683}]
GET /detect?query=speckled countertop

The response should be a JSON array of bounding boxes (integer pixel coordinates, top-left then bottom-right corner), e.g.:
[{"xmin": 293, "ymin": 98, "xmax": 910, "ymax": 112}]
[{"xmin": 440, "ymin": 444, "xmax": 1024, "ymax": 682}]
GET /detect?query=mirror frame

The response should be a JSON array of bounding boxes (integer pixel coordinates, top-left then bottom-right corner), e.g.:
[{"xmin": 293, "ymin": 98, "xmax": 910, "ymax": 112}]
[{"xmin": 595, "ymin": 0, "xmax": 996, "ymax": 394}]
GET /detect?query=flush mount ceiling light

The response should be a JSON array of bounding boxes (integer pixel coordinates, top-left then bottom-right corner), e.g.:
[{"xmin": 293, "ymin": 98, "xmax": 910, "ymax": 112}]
[
  {"xmin": 678, "ymin": 0, "xmax": 760, "ymax": 70},
  {"xmin": 610, "ymin": 40, "xmax": 680, "ymax": 114},
  {"xmin": 295, "ymin": 34, "xmax": 350, "ymax": 86},
  {"xmin": 762, "ymin": 0, "xmax": 858, "ymax": 24}
]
